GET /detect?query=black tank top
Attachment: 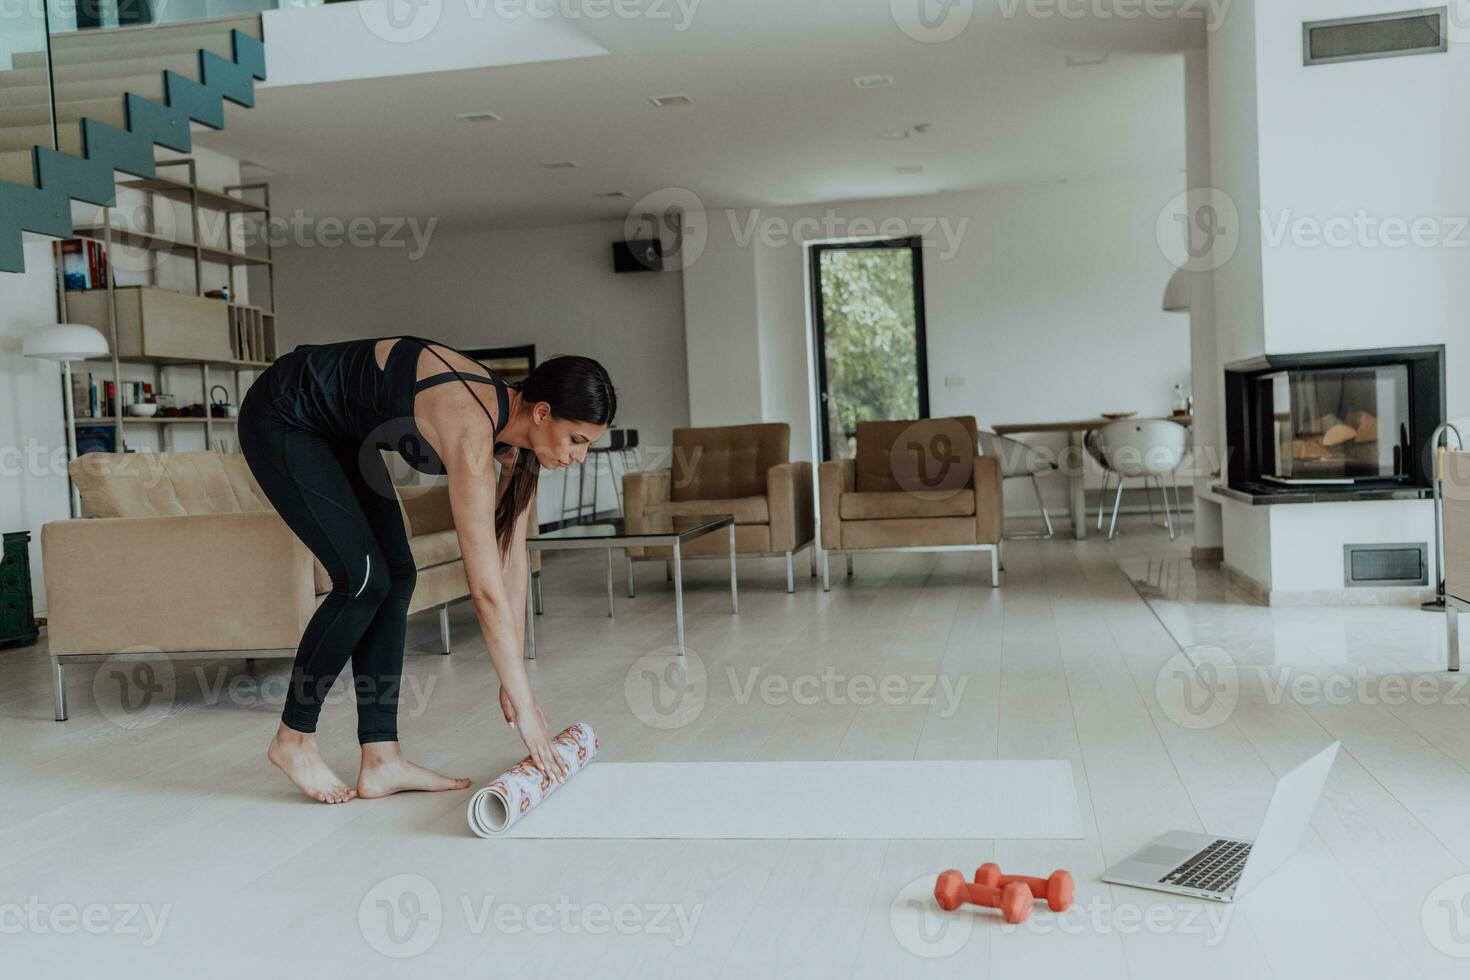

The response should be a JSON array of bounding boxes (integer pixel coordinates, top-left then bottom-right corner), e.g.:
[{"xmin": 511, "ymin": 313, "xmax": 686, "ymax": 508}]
[{"xmin": 247, "ymin": 334, "xmax": 515, "ymax": 475}]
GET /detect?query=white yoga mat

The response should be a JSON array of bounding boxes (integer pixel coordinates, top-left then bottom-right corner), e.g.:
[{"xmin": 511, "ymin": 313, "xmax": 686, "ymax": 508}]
[{"xmin": 472, "ymin": 759, "xmax": 1083, "ymax": 839}]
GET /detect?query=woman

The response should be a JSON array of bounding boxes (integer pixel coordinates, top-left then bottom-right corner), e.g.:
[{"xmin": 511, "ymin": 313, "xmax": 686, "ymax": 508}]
[{"xmin": 237, "ymin": 336, "xmax": 615, "ymax": 803}]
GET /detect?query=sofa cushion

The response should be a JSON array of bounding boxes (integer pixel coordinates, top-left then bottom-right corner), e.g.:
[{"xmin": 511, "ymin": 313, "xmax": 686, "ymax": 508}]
[
  {"xmin": 70, "ymin": 451, "xmax": 269, "ymax": 518},
  {"xmin": 645, "ymin": 496, "xmax": 771, "ymax": 524},
  {"xmin": 670, "ymin": 423, "xmax": 789, "ymax": 501},
  {"xmin": 838, "ymin": 490, "xmax": 975, "ymax": 521},
  {"xmin": 409, "ymin": 529, "xmax": 463, "ymax": 570},
  {"xmin": 854, "ymin": 417, "xmax": 977, "ymax": 494}
]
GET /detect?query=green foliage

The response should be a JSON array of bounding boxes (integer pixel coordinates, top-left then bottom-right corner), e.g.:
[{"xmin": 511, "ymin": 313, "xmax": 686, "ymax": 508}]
[{"xmin": 819, "ymin": 248, "xmax": 919, "ymax": 454}]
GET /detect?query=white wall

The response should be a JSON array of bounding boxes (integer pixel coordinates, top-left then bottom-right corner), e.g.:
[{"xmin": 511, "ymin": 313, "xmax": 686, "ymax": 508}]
[
  {"xmin": 685, "ymin": 172, "xmax": 1193, "ymax": 515},
  {"xmin": 275, "ymin": 219, "xmax": 690, "ymax": 525},
  {"xmin": 0, "ymin": 239, "xmax": 70, "ymax": 616}
]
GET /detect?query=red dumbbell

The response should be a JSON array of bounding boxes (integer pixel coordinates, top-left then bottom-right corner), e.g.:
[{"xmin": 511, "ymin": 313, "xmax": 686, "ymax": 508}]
[
  {"xmin": 933, "ymin": 870, "xmax": 1034, "ymax": 923},
  {"xmin": 974, "ymin": 863, "xmax": 1074, "ymax": 912}
]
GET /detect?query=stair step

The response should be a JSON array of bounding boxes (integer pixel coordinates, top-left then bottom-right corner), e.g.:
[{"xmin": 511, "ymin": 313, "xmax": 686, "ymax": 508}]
[
  {"xmin": 19, "ymin": 29, "xmax": 243, "ymax": 70},
  {"xmin": 3, "ymin": 52, "xmax": 207, "ymax": 88},
  {"xmin": 0, "ymin": 74, "xmax": 167, "ymax": 110},
  {"xmin": 0, "ymin": 150, "xmax": 35, "ymax": 187},
  {"xmin": 0, "ymin": 97, "xmax": 132, "ymax": 131}
]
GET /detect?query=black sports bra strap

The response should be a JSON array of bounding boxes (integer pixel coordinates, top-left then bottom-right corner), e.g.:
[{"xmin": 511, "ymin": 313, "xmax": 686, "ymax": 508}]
[
  {"xmin": 403, "ymin": 337, "xmax": 512, "ymax": 440},
  {"xmin": 413, "ymin": 371, "xmax": 501, "ymax": 394}
]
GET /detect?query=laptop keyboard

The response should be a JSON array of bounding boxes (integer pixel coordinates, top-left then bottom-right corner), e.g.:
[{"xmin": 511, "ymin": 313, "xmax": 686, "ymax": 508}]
[{"xmin": 1160, "ymin": 839, "xmax": 1251, "ymax": 893}]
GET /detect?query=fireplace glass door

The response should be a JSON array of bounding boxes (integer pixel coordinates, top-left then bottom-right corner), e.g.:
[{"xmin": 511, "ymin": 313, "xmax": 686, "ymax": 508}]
[{"xmin": 1262, "ymin": 365, "xmax": 1410, "ymax": 484}]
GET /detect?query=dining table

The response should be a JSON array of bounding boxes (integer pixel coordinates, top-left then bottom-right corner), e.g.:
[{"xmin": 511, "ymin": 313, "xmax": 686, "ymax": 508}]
[{"xmin": 993, "ymin": 415, "xmax": 1193, "ymax": 540}]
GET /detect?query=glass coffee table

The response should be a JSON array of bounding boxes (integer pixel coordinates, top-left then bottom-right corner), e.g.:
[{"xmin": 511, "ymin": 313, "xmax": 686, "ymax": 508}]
[{"xmin": 525, "ymin": 514, "xmax": 737, "ymax": 658}]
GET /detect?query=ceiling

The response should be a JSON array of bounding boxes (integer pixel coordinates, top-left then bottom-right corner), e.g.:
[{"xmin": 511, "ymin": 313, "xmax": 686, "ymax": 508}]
[{"xmin": 196, "ymin": 0, "xmax": 1203, "ymax": 231}]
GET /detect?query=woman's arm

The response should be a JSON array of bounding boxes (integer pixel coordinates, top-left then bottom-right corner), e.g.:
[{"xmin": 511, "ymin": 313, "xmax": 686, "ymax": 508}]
[{"xmin": 442, "ymin": 433, "xmax": 568, "ymax": 781}]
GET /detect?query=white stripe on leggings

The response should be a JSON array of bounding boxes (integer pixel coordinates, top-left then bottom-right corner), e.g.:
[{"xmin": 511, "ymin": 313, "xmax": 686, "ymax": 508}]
[{"xmin": 355, "ymin": 554, "xmax": 371, "ymax": 598}]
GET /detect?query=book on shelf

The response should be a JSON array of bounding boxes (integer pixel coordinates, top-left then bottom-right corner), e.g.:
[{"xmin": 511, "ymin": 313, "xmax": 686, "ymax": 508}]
[
  {"xmin": 55, "ymin": 239, "xmax": 109, "ymax": 291},
  {"xmin": 71, "ymin": 374, "xmax": 151, "ymax": 418}
]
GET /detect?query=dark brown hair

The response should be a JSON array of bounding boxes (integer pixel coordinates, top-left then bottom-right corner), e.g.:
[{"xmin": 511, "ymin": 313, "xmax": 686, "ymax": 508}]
[{"xmin": 496, "ymin": 355, "xmax": 617, "ymax": 555}]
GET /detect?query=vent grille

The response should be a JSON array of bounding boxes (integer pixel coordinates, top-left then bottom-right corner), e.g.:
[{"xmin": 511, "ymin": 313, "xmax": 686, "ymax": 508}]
[
  {"xmin": 1343, "ymin": 543, "xmax": 1428, "ymax": 587},
  {"xmin": 1304, "ymin": 8, "xmax": 1447, "ymax": 66}
]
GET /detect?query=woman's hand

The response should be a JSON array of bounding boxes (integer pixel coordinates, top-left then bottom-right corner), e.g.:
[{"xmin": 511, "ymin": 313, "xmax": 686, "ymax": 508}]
[{"xmin": 501, "ymin": 688, "xmax": 569, "ymax": 783}]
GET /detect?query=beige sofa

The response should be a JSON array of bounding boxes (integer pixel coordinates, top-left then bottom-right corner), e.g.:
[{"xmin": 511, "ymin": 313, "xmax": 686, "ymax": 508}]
[
  {"xmin": 817, "ymin": 416, "xmax": 1004, "ymax": 589},
  {"xmin": 622, "ymin": 422, "xmax": 816, "ymax": 592},
  {"xmin": 1445, "ymin": 449, "xmax": 1469, "ymax": 672},
  {"xmin": 42, "ymin": 451, "xmax": 472, "ymax": 720}
]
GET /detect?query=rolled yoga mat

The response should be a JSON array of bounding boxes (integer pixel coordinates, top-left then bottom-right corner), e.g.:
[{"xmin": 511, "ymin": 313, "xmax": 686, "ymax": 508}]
[
  {"xmin": 467, "ymin": 722, "xmax": 600, "ymax": 838},
  {"xmin": 468, "ymin": 754, "xmax": 1082, "ymax": 840}
]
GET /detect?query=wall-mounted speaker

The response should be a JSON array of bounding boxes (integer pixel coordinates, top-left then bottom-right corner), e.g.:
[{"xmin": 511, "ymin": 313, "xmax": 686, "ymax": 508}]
[{"xmin": 612, "ymin": 239, "xmax": 663, "ymax": 273}]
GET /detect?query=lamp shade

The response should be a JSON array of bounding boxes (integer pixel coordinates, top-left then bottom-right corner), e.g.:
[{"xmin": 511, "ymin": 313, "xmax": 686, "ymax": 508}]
[
  {"xmin": 1162, "ymin": 268, "xmax": 1189, "ymax": 313},
  {"xmin": 22, "ymin": 323, "xmax": 109, "ymax": 362}
]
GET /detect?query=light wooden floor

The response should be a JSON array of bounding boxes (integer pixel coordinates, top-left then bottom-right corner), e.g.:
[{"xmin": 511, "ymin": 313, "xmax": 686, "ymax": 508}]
[{"xmin": 4, "ymin": 516, "xmax": 1469, "ymax": 978}]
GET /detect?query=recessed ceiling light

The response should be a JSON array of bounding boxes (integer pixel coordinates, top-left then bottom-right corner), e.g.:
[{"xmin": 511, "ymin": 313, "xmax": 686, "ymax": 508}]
[
  {"xmin": 542, "ymin": 160, "xmax": 579, "ymax": 170},
  {"xmin": 456, "ymin": 111, "xmax": 501, "ymax": 123},
  {"xmin": 895, "ymin": 164, "xmax": 924, "ymax": 174},
  {"xmin": 854, "ymin": 74, "xmax": 894, "ymax": 88},
  {"xmin": 595, "ymin": 190, "xmax": 629, "ymax": 199},
  {"xmin": 879, "ymin": 129, "xmax": 911, "ymax": 141},
  {"xmin": 648, "ymin": 94, "xmax": 693, "ymax": 108}
]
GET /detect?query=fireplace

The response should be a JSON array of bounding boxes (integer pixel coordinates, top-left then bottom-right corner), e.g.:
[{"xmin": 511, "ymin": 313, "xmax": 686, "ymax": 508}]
[{"xmin": 1223, "ymin": 345, "xmax": 1445, "ymax": 501}]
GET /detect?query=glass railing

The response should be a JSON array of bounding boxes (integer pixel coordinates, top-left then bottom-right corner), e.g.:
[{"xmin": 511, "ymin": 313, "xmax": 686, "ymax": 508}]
[{"xmin": 0, "ymin": 0, "xmax": 57, "ymax": 187}]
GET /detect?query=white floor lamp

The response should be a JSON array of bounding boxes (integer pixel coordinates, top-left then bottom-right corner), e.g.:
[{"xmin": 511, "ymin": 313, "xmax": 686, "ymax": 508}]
[{"xmin": 23, "ymin": 323, "xmax": 110, "ymax": 518}]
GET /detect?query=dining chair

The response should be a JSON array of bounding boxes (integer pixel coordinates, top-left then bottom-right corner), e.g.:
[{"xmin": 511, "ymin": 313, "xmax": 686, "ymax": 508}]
[
  {"xmin": 1096, "ymin": 419, "xmax": 1189, "ymax": 540},
  {"xmin": 978, "ymin": 429, "xmax": 1058, "ymax": 539}
]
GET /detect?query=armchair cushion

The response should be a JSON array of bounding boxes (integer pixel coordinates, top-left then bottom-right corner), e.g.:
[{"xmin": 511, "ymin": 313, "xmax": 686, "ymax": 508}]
[
  {"xmin": 853, "ymin": 417, "xmax": 978, "ymax": 494},
  {"xmin": 70, "ymin": 450, "xmax": 269, "ymax": 518},
  {"xmin": 671, "ymin": 423, "xmax": 790, "ymax": 501},
  {"xmin": 839, "ymin": 490, "xmax": 976, "ymax": 521}
]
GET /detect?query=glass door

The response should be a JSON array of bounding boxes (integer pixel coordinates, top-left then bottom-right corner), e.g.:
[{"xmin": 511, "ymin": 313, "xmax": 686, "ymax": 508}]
[{"xmin": 810, "ymin": 237, "xmax": 929, "ymax": 461}]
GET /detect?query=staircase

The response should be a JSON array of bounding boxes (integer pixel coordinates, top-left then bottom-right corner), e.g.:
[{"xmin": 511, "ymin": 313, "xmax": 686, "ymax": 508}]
[{"xmin": 0, "ymin": 17, "xmax": 267, "ymax": 274}]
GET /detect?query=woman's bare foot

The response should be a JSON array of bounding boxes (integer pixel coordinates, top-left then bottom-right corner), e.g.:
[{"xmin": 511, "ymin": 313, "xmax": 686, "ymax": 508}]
[
  {"xmin": 357, "ymin": 742, "xmax": 471, "ymax": 799},
  {"xmin": 268, "ymin": 723, "xmax": 357, "ymax": 804}
]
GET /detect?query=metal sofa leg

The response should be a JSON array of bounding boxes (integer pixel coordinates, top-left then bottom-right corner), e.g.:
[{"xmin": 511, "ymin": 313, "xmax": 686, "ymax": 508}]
[
  {"xmin": 810, "ymin": 543, "xmax": 818, "ymax": 577},
  {"xmin": 1449, "ymin": 603, "xmax": 1460, "ymax": 673},
  {"xmin": 533, "ymin": 570, "xmax": 544, "ymax": 614},
  {"xmin": 53, "ymin": 659, "xmax": 67, "ymax": 721},
  {"xmin": 785, "ymin": 551, "xmax": 795, "ymax": 593},
  {"xmin": 990, "ymin": 548, "xmax": 1001, "ymax": 588},
  {"xmin": 440, "ymin": 605, "xmax": 452, "ymax": 654},
  {"xmin": 823, "ymin": 552, "xmax": 832, "ymax": 592},
  {"xmin": 846, "ymin": 554, "xmax": 854, "ymax": 577},
  {"xmin": 665, "ymin": 559, "xmax": 672, "ymax": 582}
]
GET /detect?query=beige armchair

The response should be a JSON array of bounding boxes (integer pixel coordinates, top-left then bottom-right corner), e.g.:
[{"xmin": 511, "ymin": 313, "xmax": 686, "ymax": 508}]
[
  {"xmin": 622, "ymin": 422, "xmax": 816, "ymax": 591},
  {"xmin": 42, "ymin": 451, "xmax": 473, "ymax": 721},
  {"xmin": 818, "ymin": 416, "xmax": 1004, "ymax": 590}
]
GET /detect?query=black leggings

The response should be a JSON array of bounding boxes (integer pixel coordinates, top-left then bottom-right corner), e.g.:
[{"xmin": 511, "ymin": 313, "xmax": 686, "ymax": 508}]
[{"xmin": 237, "ymin": 400, "xmax": 415, "ymax": 744}]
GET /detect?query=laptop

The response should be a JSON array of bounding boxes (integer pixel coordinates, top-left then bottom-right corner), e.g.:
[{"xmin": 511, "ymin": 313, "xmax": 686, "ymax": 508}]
[{"xmin": 1101, "ymin": 742, "xmax": 1339, "ymax": 902}]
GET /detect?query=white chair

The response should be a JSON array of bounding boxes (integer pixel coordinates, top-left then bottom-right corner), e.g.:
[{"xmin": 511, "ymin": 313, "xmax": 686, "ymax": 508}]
[
  {"xmin": 1096, "ymin": 419, "xmax": 1189, "ymax": 540},
  {"xmin": 978, "ymin": 429, "xmax": 1058, "ymax": 539}
]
